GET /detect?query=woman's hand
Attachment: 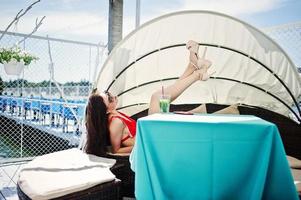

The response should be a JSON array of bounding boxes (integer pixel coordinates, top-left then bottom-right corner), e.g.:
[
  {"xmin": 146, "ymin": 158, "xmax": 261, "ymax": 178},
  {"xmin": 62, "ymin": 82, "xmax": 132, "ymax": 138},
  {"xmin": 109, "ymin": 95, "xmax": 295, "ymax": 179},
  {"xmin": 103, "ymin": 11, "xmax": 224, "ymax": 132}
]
[
  {"xmin": 115, "ymin": 146, "xmax": 133, "ymax": 154},
  {"xmin": 122, "ymin": 137, "xmax": 135, "ymax": 146}
]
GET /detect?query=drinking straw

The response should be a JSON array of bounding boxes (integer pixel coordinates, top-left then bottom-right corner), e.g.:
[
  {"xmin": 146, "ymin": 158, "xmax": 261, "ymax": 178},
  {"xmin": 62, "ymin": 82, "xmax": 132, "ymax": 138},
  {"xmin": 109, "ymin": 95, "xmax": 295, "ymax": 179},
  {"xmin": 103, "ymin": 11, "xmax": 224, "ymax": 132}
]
[{"xmin": 162, "ymin": 86, "xmax": 164, "ymax": 96}]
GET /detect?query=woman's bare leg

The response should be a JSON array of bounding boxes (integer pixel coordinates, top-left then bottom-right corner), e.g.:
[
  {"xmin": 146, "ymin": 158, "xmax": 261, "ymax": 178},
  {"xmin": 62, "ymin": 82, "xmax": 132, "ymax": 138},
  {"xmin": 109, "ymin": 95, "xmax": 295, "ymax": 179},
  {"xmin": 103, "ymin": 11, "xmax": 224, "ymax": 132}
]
[
  {"xmin": 188, "ymin": 104, "xmax": 207, "ymax": 113},
  {"xmin": 179, "ymin": 62, "xmax": 195, "ymax": 80},
  {"xmin": 148, "ymin": 70, "xmax": 201, "ymax": 114},
  {"xmin": 179, "ymin": 51, "xmax": 199, "ymax": 80},
  {"xmin": 213, "ymin": 104, "xmax": 240, "ymax": 115},
  {"xmin": 148, "ymin": 47, "xmax": 208, "ymax": 115},
  {"xmin": 188, "ymin": 104, "xmax": 240, "ymax": 115}
]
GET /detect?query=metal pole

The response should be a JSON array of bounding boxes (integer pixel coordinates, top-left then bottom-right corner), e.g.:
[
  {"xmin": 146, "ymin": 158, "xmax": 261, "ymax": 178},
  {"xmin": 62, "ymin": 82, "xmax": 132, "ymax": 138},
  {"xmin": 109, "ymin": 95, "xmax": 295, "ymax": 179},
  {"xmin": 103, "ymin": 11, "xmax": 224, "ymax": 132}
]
[
  {"xmin": 20, "ymin": 38, "xmax": 26, "ymax": 158},
  {"xmin": 88, "ymin": 46, "xmax": 91, "ymax": 83},
  {"xmin": 49, "ymin": 74, "xmax": 52, "ymax": 99},
  {"xmin": 135, "ymin": 0, "xmax": 141, "ymax": 29}
]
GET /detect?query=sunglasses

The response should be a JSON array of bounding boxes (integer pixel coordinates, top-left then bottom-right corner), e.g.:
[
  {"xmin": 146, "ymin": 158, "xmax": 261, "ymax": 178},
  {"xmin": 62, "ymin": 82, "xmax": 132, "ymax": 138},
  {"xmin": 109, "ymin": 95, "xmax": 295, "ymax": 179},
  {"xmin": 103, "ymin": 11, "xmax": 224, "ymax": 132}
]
[{"xmin": 104, "ymin": 91, "xmax": 115, "ymax": 103}]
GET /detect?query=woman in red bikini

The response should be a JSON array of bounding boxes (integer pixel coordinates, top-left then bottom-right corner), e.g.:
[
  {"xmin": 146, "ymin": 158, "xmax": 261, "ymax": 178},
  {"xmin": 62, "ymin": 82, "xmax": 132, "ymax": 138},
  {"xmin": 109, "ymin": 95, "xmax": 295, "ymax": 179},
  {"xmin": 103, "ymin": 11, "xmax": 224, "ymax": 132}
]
[{"xmin": 85, "ymin": 40, "xmax": 239, "ymax": 156}]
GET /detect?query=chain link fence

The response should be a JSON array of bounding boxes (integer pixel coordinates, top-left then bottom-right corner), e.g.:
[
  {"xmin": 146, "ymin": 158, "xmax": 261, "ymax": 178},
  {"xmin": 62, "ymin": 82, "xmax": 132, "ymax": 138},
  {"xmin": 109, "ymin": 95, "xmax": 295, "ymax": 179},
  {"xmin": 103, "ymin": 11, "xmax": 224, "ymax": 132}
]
[{"xmin": 0, "ymin": 30, "xmax": 106, "ymax": 161}]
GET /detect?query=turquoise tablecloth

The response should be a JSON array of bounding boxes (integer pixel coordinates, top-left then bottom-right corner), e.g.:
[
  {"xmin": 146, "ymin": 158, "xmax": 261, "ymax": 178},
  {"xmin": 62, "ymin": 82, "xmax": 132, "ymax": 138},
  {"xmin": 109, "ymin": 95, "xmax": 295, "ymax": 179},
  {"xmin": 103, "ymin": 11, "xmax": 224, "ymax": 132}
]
[{"xmin": 130, "ymin": 114, "xmax": 298, "ymax": 200}]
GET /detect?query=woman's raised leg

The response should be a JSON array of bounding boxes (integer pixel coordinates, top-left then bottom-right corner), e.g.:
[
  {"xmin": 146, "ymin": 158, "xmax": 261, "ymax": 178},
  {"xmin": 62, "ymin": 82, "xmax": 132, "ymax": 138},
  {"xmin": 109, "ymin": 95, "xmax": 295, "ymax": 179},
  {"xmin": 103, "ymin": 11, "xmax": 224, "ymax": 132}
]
[
  {"xmin": 178, "ymin": 50, "xmax": 199, "ymax": 80},
  {"xmin": 148, "ymin": 41, "xmax": 210, "ymax": 115},
  {"xmin": 148, "ymin": 70, "xmax": 202, "ymax": 114}
]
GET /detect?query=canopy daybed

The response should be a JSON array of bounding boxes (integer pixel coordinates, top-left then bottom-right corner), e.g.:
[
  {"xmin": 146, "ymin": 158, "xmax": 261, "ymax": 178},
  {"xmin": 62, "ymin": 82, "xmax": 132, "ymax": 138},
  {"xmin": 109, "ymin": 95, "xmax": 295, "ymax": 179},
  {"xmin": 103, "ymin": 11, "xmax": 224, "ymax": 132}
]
[{"xmin": 95, "ymin": 10, "xmax": 301, "ymax": 159}]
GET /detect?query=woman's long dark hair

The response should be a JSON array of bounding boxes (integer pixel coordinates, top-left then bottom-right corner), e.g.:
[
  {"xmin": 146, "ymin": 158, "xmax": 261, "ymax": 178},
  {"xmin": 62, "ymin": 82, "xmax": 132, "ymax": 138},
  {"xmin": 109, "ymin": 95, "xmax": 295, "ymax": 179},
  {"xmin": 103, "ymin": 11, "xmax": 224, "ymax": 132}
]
[{"xmin": 85, "ymin": 93, "xmax": 109, "ymax": 157}]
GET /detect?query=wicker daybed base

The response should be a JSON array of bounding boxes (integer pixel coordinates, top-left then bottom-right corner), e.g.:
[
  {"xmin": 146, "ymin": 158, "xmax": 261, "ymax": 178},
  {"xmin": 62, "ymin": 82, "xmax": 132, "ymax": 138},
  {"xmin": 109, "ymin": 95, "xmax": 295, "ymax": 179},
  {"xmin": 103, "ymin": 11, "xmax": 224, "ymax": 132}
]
[
  {"xmin": 17, "ymin": 179, "xmax": 121, "ymax": 200},
  {"xmin": 106, "ymin": 153, "xmax": 135, "ymax": 198}
]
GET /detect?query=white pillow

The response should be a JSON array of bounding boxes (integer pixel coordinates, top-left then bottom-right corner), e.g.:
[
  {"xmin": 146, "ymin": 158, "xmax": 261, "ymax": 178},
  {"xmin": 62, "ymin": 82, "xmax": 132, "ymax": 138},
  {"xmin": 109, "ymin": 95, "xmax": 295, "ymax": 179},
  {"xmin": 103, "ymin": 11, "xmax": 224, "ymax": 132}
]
[{"xmin": 18, "ymin": 149, "xmax": 116, "ymax": 200}]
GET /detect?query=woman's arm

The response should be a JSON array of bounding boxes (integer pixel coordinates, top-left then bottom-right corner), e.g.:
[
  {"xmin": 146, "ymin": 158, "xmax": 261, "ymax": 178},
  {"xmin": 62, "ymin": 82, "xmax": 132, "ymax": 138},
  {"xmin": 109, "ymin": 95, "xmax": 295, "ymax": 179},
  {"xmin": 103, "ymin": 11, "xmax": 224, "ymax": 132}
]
[
  {"xmin": 109, "ymin": 118, "xmax": 135, "ymax": 153},
  {"xmin": 109, "ymin": 119, "xmax": 124, "ymax": 153}
]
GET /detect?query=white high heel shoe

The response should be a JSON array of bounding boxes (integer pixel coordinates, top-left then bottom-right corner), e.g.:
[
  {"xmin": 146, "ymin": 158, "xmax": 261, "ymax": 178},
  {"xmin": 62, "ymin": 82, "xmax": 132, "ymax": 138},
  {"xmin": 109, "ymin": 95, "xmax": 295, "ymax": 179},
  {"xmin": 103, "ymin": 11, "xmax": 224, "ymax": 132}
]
[{"xmin": 187, "ymin": 42, "xmax": 215, "ymax": 81}]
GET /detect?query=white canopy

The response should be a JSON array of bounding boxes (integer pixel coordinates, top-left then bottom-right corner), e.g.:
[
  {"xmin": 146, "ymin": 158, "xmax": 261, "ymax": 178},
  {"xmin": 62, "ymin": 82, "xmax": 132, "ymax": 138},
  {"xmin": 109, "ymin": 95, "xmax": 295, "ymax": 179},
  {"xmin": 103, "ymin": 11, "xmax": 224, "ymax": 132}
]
[{"xmin": 95, "ymin": 10, "xmax": 301, "ymax": 122}]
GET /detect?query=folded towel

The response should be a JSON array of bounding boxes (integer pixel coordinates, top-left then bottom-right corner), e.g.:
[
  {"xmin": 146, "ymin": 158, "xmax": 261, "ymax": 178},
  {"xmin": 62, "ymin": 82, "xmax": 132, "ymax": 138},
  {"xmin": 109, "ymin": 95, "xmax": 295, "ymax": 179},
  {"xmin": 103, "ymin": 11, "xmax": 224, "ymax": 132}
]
[{"xmin": 18, "ymin": 149, "xmax": 116, "ymax": 200}]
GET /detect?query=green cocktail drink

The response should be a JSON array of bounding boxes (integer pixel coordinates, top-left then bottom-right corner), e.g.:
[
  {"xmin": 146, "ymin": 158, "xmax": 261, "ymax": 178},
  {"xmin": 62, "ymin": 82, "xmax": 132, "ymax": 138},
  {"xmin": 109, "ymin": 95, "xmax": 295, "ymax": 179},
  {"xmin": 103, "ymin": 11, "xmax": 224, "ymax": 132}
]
[{"xmin": 159, "ymin": 96, "xmax": 170, "ymax": 113}]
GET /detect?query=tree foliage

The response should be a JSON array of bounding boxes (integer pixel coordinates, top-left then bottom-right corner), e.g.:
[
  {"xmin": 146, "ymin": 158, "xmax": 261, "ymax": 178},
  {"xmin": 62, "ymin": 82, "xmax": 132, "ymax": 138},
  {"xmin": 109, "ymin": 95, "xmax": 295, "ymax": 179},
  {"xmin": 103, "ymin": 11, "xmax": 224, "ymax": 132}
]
[{"xmin": 2, "ymin": 79, "xmax": 91, "ymax": 88}]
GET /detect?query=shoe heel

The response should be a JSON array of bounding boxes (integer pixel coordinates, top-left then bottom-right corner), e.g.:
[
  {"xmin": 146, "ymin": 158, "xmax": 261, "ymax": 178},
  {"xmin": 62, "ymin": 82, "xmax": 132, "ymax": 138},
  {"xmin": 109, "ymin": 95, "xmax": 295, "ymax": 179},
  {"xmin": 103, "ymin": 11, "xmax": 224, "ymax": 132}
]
[
  {"xmin": 201, "ymin": 71, "xmax": 216, "ymax": 81},
  {"xmin": 201, "ymin": 47, "xmax": 208, "ymax": 59},
  {"xmin": 186, "ymin": 40, "xmax": 199, "ymax": 54},
  {"xmin": 197, "ymin": 59, "xmax": 212, "ymax": 69}
]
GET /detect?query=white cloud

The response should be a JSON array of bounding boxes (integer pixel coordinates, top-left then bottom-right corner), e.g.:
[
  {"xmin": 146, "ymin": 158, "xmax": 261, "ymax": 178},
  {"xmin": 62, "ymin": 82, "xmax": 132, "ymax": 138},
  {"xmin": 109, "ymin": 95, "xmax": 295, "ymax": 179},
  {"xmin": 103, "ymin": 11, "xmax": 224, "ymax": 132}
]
[
  {"xmin": 62, "ymin": 0, "xmax": 82, "ymax": 3},
  {"xmin": 0, "ymin": 11, "xmax": 107, "ymax": 42},
  {"xmin": 137, "ymin": 0, "xmax": 286, "ymax": 24},
  {"xmin": 182, "ymin": 0, "xmax": 285, "ymax": 16},
  {"xmin": 123, "ymin": 15, "xmax": 136, "ymax": 38},
  {"xmin": 40, "ymin": 12, "xmax": 106, "ymax": 34},
  {"xmin": 0, "ymin": 0, "xmax": 288, "ymax": 42},
  {"xmin": 120, "ymin": 0, "xmax": 287, "ymax": 38}
]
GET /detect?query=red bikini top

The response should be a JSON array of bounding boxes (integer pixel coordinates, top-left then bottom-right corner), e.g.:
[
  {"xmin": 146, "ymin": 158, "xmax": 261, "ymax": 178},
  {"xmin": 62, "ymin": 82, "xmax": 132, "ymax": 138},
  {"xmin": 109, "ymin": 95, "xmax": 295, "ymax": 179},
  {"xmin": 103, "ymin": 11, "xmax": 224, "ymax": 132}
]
[{"xmin": 109, "ymin": 111, "xmax": 136, "ymax": 142}]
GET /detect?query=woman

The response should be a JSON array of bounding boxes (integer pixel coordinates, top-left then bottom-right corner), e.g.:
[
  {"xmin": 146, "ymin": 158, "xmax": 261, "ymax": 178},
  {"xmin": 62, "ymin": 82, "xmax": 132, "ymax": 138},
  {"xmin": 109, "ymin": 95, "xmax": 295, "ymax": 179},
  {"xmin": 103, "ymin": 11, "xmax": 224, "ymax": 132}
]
[
  {"xmin": 85, "ymin": 40, "xmax": 239, "ymax": 156},
  {"xmin": 85, "ymin": 90, "xmax": 136, "ymax": 156}
]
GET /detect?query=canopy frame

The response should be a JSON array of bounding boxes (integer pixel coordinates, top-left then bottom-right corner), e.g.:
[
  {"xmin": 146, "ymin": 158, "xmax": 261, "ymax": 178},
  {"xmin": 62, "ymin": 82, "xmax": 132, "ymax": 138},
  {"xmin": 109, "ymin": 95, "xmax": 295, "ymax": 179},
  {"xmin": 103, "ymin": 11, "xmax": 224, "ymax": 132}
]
[
  {"xmin": 114, "ymin": 76, "xmax": 300, "ymax": 122},
  {"xmin": 106, "ymin": 44, "xmax": 301, "ymax": 121}
]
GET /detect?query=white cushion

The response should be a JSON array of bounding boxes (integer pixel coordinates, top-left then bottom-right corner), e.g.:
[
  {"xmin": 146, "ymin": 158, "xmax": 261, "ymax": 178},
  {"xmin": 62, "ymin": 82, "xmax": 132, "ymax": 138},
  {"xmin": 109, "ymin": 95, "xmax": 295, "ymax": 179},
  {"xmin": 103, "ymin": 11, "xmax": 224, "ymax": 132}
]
[
  {"xmin": 291, "ymin": 169, "xmax": 301, "ymax": 193},
  {"xmin": 287, "ymin": 156, "xmax": 301, "ymax": 169},
  {"xmin": 18, "ymin": 148, "xmax": 116, "ymax": 200}
]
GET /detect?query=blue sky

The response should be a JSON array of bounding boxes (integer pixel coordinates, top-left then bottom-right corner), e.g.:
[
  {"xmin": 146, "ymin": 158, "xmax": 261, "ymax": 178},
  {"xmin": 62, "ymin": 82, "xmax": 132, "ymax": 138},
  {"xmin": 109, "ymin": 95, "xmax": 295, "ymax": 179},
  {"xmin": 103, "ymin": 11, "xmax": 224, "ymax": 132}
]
[{"xmin": 0, "ymin": 0, "xmax": 301, "ymax": 44}]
